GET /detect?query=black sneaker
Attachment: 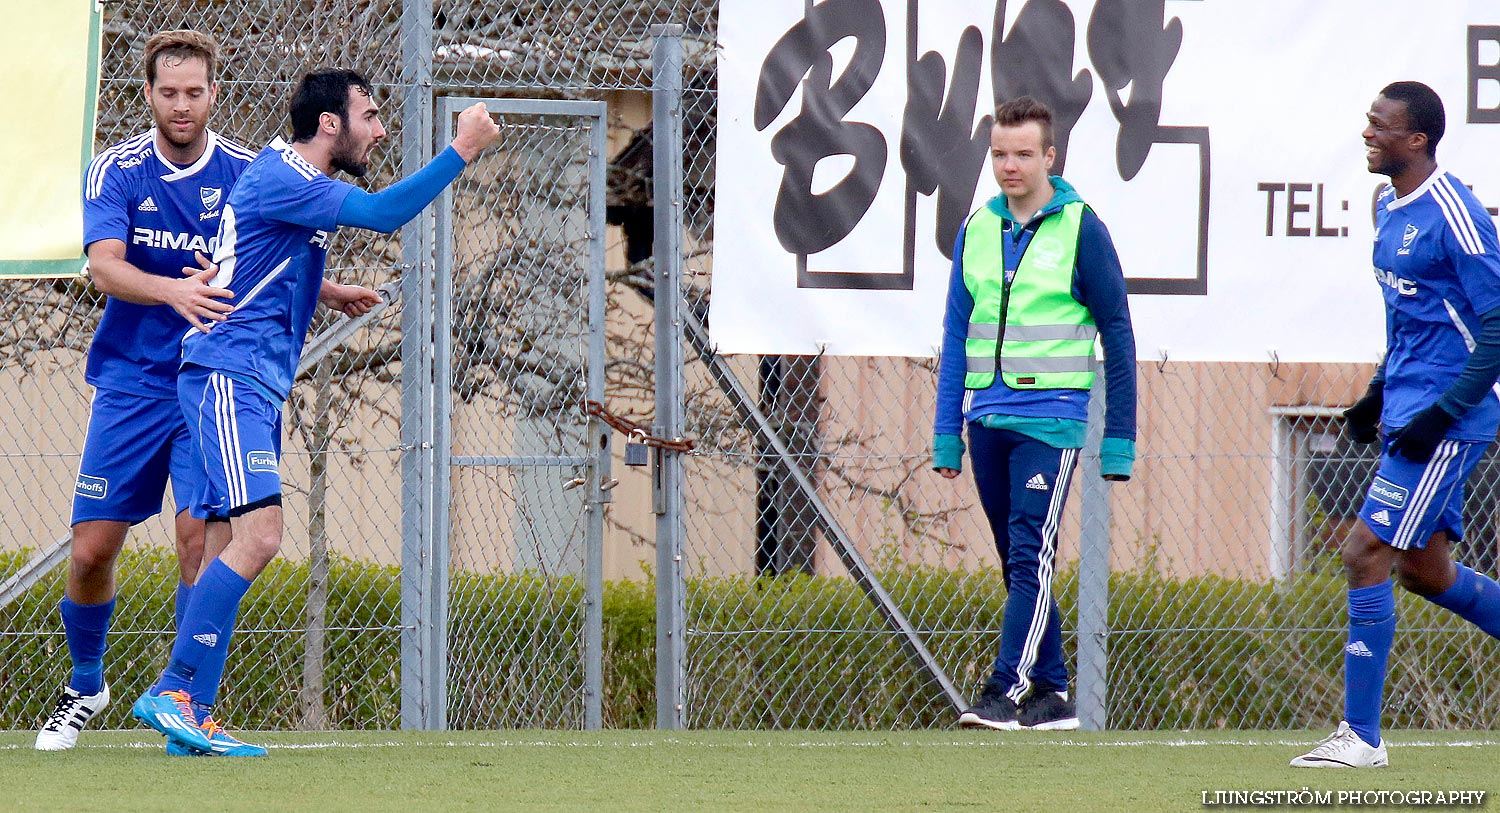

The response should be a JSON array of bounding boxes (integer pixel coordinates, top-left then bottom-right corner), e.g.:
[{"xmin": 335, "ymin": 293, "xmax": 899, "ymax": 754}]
[
  {"xmin": 958, "ymin": 691, "xmax": 1020, "ymax": 730},
  {"xmin": 1017, "ymin": 691, "xmax": 1079, "ymax": 730}
]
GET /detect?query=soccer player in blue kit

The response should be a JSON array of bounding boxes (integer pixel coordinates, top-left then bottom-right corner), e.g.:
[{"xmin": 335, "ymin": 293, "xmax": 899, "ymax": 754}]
[
  {"xmin": 34, "ymin": 30, "xmax": 253, "ymax": 751},
  {"xmin": 129, "ymin": 70, "xmax": 499, "ymax": 756},
  {"xmin": 1292, "ymin": 82, "xmax": 1500, "ymax": 768}
]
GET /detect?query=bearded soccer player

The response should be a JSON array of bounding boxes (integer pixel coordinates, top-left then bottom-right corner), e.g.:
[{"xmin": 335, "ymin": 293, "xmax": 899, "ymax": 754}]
[
  {"xmin": 129, "ymin": 70, "xmax": 499, "ymax": 757},
  {"xmin": 35, "ymin": 30, "xmax": 254, "ymax": 752},
  {"xmin": 1292, "ymin": 82, "xmax": 1500, "ymax": 768}
]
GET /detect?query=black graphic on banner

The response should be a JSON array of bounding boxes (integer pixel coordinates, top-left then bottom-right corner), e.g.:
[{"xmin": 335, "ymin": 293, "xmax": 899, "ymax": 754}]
[
  {"xmin": 990, "ymin": 0, "xmax": 1092, "ymax": 175},
  {"xmin": 1470, "ymin": 26, "xmax": 1500, "ymax": 124},
  {"xmin": 1085, "ymin": 0, "xmax": 1210, "ymax": 293},
  {"xmin": 753, "ymin": 0, "xmax": 1213, "ymax": 295},
  {"xmin": 754, "ymin": 0, "xmax": 892, "ymax": 288},
  {"xmin": 902, "ymin": 23, "xmax": 990, "ymax": 265}
]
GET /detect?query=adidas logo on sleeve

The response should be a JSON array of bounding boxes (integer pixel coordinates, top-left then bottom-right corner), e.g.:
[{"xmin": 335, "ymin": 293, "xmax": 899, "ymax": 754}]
[{"xmin": 1370, "ymin": 509, "xmax": 1392, "ymax": 527}]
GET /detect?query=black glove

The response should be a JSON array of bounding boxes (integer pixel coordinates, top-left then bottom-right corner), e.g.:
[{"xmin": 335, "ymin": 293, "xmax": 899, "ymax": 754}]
[
  {"xmin": 1341, "ymin": 381, "xmax": 1384, "ymax": 445},
  {"xmin": 1388, "ymin": 404, "xmax": 1457, "ymax": 463}
]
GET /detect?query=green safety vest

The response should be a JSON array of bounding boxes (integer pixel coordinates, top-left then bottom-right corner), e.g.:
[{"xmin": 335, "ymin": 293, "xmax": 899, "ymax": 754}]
[{"xmin": 962, "ymin": 201, "xmax": 1096, "ymax": 390}]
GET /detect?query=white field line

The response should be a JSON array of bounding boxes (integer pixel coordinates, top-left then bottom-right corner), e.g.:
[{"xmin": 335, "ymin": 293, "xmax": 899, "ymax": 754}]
[{"xmin": 6, "ymin": 737, "xmax": 1500, "ymax": 752}]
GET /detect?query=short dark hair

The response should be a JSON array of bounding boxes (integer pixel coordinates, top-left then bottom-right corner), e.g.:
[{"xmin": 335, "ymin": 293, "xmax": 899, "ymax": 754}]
[
  {"xmin": 290, "ymin": 69, "xmax": 374, "ymax": 142},
  {"xmin": 1379, "ymin": 81, "xmax": 1445, "ymax": 158},
  {"xmin": 994, "ymin": 96, "xmax": 1054, "ymax": 150},
  {"xmin": 144, "ymin": 29, "xmax": 218, "ymax": 86}
]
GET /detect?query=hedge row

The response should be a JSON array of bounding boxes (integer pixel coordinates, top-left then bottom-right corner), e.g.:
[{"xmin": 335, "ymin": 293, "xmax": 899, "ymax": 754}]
[{"xmin": 3, "ymin": 549, "xmax": 1498, "ymax": 730}]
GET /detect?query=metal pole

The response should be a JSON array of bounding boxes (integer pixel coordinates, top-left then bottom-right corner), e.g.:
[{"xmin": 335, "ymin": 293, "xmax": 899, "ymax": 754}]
[
  {"xmin": 398, "ymin": 0, "xmax": 436, "ymax": 731},
  {"xmin": 1271, "ymin": 414, "xmax": 1292, "ymax": 579},
  {"xmin": 427, "ymin": 96, "xmax": 456, "ymax": 731},
  {"xmin": 1077, "ymin": 361, "xmax": 1112, "ymax": 731},
  {"xmin": 583, "ymin": 107, "xmax": 610, "ymax": 730},
  {"xmin": 0, "ymin": 534, "xmax": 71, "ymax": 610},
  {"xmin": 651, "ymin": 23, "xmax": 687, "ymax": 730}
]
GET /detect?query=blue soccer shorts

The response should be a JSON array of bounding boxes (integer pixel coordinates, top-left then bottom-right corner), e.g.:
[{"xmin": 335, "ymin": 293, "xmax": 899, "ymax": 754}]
[
  {"xmin": 178, "ymin": 365, "xmax": 284, "ymax": 517},
  {"xmin": 72, "ymin": 387, "xmax": 206, "ymax": 525},
  {"xmin": 1358, "ymin": 437, "xmax": 1488, "ymax": 550}
]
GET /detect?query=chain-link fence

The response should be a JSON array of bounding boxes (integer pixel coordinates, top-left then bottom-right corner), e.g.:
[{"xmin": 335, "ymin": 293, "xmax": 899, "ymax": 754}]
[
  {"xmin": 437, "ymin": 97, "xmax": 609, "ymax": 729},
  {"xmin": 4, "ymin": 0, "xmax": 1499, "ymax": 735},
  {"xmin": 2, "ymin": 0, "xmax": 416, "ymax": 731}
]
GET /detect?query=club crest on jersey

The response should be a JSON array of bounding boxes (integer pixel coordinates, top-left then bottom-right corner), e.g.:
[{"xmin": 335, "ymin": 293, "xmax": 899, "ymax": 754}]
[
  {"xmin": 1402, "ymin": 223, "xmax": 1419, "ymax": 248},
  {"xmin": 200, "ymin": 186, "xmax": 222, "ymax": 210}
]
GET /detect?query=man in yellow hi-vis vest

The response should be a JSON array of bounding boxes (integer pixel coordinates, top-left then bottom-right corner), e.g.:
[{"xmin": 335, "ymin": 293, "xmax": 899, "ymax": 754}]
[{"xmin": 933, "ymin": 97, "xmax": 1136, "ymax": 731}]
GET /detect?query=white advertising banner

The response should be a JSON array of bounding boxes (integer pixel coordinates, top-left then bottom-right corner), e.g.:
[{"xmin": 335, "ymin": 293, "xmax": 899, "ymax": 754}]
[{"xmin": 711, "ymin": 0, "xmax": 1500, "ymax": 362}]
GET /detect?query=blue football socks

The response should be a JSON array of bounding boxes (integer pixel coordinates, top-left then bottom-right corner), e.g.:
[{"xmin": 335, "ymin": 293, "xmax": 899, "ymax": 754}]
[
  {"xmin": 1345, "ymin": 581, "xmax": 1396, "ymax": 749},
  {"xmin": 1426, "ymin": 564, "xmax": 1500, "ymax": 639},
  {"xmin": 60, "ymin": 596, "xmax": 115, "ymax": 696},
  {"xmin": 155, "ymin": 558, "xmax": 252, "ymax": 701}
]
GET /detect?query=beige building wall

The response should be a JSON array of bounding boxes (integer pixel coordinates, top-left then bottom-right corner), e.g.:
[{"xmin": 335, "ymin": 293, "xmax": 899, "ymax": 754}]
[{"xmin": 790, "ymin": 359, "xmax": 1381, "ymax": 582}]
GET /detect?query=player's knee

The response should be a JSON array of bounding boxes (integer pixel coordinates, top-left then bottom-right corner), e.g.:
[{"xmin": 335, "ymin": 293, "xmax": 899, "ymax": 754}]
[
  {"xmin": 174, "ymin": 519, "xmax": 206, "ymax": 553},
  {"xmin": 1394, "ymin": 559, "xmax": 1448, "ymax": 597},
  {"xmin": 1340, "ymin": 526, "xmax": 1389, "ymax": 583},
  {"xmin": 69, "ymin": 527, "xmax": 124, "ymax": 576},
  {"xmin": 175, "ymin": 530, "xmax": 205, "ymax": 559},
  {"xmin": 245, "ymin": 530, "xmax": 283, "ymax": 562},
  {"xmin": 68, "ymin": 545, "xmax": 118, "ymax": 589}
]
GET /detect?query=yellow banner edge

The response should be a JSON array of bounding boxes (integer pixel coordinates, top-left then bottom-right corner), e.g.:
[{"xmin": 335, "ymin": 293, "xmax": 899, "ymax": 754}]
[{"xmin": 0, "ymin": 4, "xmax": 102, "ymax": 279}]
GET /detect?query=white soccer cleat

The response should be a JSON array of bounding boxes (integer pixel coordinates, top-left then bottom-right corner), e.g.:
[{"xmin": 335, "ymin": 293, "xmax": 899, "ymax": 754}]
[
  {"xmin": 35, "ymin": 683, "xmax": 111, "ymax": 751},
  {"xmin": 1290, "ymin": 721, "xmax": 1389, "ymax": 768}
]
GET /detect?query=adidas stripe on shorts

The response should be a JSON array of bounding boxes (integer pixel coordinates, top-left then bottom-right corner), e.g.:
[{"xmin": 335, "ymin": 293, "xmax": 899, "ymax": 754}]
[
  {"xmin": 177, "ymin": 365, "xmax": 284, "ymax": 517},
  {"xmin": 1357, "ymin": 437, "xmax": 1486, "ymax": 550}
]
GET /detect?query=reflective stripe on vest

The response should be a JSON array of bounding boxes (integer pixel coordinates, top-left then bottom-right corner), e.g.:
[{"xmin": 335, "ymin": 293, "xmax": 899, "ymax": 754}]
[{"xmin": 962, "ymin": 201, "xmax": 1095, "ymax": 390}]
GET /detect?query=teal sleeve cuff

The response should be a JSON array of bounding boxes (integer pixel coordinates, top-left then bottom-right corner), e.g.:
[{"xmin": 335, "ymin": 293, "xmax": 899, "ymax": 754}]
[
  {"xmin": 933, "ymin": 434, "xmax": 965, "ymax": 472},
  {"xmin": 1100, "ymin": 437, "xmax": 1136, "ymax": 479}
]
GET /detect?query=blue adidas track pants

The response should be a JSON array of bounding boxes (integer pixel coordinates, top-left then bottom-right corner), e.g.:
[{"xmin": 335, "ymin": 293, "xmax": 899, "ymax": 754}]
[{"xmin": 968, "ymin": 424, "xmax": 1079, "ymax": 702}]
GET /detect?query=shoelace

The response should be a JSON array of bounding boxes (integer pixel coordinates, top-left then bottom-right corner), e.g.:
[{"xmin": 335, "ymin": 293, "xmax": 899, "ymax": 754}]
[
  {"xmin": 41, "ymin": 692, "xmax": 84, "ymax": 732},
  {"xmin": 161, "ymin": 690, "xmax": 198, "ymax": 726},
  {"xmin": 201, "ymin": 716, "xmax": 247, "ymax": 743},
  {"xmin": 1307, "ymin": 729, "xmax": 1359, "ymax": 757}
]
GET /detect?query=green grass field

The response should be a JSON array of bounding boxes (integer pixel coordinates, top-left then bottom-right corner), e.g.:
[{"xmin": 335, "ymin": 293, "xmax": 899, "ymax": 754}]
[{"xmin": 2, "ymin": 729, "xmax": 1497, "ymax": 812}]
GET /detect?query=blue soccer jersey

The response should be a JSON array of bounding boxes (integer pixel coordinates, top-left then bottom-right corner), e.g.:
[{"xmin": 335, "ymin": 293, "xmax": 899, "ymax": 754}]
[
  {"xmin": 1373, "ymin": 169, "xmax": 1500, "ymax": 441},
  {"xmin": 83, "ymin": 129, "xmax": 256, "ymax": 399},
  {"xmin": 182, "ymin": 138, "xmax": 354, "ymax": 404}
]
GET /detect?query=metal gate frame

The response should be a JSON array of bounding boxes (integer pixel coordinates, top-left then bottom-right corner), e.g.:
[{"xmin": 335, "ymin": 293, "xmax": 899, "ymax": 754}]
[{"xmin": 402, "ymin": 96, "xmax": 609, "ymax": 730}]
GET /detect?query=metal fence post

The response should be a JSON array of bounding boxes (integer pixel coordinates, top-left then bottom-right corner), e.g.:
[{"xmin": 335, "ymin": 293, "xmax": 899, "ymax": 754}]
[
  {"xmin": 398, "ymin": 0, "xmax": 440, "ymax": 731},
  {"xmin": 651, "ymin": 23, "xmax": 686, "ymax": 730},
  {"xmin": 584, "ymin": 110, "xmax": 610, "ymax": 731},
  {"xmin": 428, "ymin": 96, "xmax": 456, "ymax": 732},
  {"xmin": 1077, "ymin": 360, "xmax": 1112, "ymax": 731}
]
